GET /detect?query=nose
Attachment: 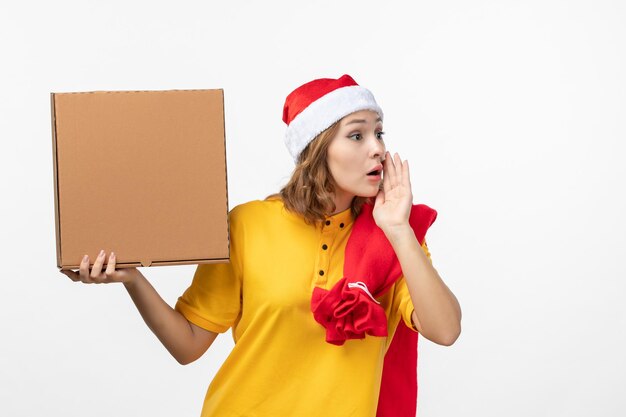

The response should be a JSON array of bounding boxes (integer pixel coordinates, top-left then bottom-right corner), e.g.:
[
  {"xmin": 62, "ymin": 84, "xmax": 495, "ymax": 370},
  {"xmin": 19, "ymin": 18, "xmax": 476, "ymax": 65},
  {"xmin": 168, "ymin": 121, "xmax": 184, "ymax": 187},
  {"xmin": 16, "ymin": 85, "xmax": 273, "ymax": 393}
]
[{"xmin": 368, "ymin": 134, "xmax": 385, "ymax": 161}]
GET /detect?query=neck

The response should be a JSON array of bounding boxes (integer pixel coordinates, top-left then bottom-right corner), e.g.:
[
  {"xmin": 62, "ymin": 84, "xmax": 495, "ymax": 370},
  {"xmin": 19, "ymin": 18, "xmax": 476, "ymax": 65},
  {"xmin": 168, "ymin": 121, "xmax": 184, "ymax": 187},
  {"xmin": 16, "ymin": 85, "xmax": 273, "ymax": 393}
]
[{"xmin": 332, "ymin": 192, "xmax": 354, "ymax": 215}]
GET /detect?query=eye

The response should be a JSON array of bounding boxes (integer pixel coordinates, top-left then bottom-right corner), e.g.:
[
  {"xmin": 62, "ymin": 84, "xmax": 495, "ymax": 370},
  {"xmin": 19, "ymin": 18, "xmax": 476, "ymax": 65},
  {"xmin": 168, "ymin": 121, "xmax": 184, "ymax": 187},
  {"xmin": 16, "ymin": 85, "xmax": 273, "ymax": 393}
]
[
  {"xmin": 348, "ymin": 133, "xmax": 362, "ymax": 141},
  {"xmin": 376, "ymin": 131, "xmax": 385, "ymax": 140}
]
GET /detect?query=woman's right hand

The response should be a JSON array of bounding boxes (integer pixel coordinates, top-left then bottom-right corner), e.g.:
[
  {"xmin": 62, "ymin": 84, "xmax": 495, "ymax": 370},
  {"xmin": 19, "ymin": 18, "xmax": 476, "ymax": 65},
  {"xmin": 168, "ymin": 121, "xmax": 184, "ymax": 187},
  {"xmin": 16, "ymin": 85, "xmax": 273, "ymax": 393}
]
[{"xmin": 60, "ymin": 250, "xmax": 142, "ymax": 284}]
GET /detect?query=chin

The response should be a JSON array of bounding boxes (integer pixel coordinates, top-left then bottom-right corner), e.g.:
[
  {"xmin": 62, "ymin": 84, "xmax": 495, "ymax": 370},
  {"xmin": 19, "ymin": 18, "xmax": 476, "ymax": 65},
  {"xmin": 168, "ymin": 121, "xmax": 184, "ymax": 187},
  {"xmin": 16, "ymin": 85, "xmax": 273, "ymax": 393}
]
[{"xmin": 356, "ymin": 187, "xmax": 381, "ymax": 198}]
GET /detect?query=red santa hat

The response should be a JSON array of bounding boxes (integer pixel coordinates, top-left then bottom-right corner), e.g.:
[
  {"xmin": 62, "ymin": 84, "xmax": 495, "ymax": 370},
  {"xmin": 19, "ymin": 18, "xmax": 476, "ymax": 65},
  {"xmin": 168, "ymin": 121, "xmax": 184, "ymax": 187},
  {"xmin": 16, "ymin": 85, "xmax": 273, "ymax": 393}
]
[{"xmin": 283, "ymin": 74, "xmax": 384, "ymax": 162}]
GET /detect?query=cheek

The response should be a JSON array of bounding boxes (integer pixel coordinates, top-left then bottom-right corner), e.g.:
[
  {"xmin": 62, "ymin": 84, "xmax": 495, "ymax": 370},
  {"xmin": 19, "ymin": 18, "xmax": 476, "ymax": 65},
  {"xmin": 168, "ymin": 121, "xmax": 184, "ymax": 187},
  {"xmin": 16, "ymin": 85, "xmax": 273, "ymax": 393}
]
[
  {"xmin": 328, "ymin": 159, "xmax": 348, "ymax": 184},
  {"xmin": 330, "ymin": 160, "xmax": 361, "ymax": 191},
  {"xmin": 327, "ymin": 141, "xmax": 362, "ymax": 183},
  {"xmin": 327, "ymin": 144, "xmax": 348, "ymax": 175}
]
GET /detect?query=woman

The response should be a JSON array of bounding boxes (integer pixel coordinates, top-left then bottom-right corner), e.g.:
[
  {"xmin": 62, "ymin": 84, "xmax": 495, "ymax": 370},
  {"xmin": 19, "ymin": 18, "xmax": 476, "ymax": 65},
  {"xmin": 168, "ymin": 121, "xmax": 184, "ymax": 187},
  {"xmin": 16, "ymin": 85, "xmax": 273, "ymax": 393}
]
[{"xmin": 61, "ymin": 74, "xmax": 461, "ymax": 417}]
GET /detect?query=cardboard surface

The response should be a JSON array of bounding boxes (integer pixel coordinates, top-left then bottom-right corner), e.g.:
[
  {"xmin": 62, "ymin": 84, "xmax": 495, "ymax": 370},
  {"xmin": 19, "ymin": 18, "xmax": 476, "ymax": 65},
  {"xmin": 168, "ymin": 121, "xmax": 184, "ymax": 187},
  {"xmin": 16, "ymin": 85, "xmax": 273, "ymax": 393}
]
[{"xmin": 52, "ymin": 89, "xmax": 229, "ymax": 269}]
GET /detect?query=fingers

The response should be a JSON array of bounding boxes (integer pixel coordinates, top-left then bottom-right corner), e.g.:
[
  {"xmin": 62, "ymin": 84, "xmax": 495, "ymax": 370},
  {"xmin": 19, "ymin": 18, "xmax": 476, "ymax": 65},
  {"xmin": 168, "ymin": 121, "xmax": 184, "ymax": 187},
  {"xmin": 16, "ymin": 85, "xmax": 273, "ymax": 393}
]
[
  {"xmin": 65, "ymin": 250, "xmax": 119, "ymax": 284},
  {"xmin": 104, "ymin": 252, "xmax": 116, "ymax": 277},
  {"xmin": 403, "ymin": 158, "xmax": 411, "ymax": 189},
  {"xmin": 79, "ymin": 254, "xmax": 93, "ymax": 283},
  {"xmin": 90, "ymin": 249, "xmax": 106, "ymax": 282},
  {"xmin": 76, "ymin": 250, "xmax": 105, "ymax": 283},
  {"xmin": 393, "ymin": 153, "xmax": 403, "ymax": 186},
  {"xmin": 382, "ymin": 151, "xmax": 393, "ymax": 193},
  {"xmin": 383, "ymin": 151, "xmax": 406, "ymax": 189}
]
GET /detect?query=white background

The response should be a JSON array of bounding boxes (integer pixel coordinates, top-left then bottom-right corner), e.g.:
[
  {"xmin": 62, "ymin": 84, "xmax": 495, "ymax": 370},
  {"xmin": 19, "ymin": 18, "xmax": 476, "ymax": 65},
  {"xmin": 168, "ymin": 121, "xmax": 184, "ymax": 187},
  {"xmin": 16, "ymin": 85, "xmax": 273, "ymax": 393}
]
[{"xmin": 1, "ymin": 0, "xmax": 625, "ymax": 416}]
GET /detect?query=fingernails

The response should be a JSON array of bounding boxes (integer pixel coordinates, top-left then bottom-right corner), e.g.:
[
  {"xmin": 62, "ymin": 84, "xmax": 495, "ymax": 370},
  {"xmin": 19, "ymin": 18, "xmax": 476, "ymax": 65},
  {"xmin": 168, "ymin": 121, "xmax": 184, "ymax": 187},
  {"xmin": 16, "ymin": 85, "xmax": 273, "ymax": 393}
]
[
  {"xmin": 99, "ymin": 249, "xmax": 105, "ymax": 257},
  {"xmin": 110, "ymin": 252, "xmax": 115, "ymax": 258},
  {"xmin": 82, "ymin": 254, "xmax": 88, "ymax": 262}
]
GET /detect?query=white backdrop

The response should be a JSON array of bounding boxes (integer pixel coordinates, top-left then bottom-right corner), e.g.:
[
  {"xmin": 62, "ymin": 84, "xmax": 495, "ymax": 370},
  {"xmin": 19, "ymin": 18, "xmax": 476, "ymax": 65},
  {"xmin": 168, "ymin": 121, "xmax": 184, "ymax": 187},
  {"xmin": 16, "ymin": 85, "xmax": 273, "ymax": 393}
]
[{"xmin": 1, "ymin": 1, "xmax": 624, "ymax": 416}]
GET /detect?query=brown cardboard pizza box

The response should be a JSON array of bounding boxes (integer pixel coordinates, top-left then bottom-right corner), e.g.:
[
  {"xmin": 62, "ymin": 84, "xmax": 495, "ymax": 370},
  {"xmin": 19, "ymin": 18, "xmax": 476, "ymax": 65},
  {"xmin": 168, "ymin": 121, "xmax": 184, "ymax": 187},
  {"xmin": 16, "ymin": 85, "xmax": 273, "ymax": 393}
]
[{"xmin": 51, "ymin": 89, "xmax": 229, "ymax": 270}]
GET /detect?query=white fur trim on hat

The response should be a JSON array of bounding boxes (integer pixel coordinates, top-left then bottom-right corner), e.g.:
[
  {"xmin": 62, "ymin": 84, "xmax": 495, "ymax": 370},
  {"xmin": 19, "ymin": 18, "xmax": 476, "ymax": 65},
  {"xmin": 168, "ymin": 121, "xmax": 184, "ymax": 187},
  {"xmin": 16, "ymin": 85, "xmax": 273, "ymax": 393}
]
[{"xmin": 284, "ymin": 85, "xmax": 383, "ymax": 162}]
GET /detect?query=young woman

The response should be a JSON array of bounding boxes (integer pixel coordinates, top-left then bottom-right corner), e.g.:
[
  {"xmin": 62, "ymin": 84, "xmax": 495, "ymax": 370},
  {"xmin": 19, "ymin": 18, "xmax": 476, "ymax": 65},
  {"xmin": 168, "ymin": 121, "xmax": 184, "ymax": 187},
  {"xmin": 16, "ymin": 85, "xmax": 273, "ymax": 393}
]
[{"xmin": 61, "ymin": 74, "xmax": 462, "ymax": 417}]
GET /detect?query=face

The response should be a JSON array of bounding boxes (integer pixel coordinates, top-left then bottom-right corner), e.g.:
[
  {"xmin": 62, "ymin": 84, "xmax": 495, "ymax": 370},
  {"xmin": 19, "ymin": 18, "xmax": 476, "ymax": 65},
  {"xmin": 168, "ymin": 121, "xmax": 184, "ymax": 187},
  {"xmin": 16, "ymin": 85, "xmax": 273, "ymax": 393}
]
[{"xmin": 326, "ymin": 110, "xmax": 386, "ymax": 209}]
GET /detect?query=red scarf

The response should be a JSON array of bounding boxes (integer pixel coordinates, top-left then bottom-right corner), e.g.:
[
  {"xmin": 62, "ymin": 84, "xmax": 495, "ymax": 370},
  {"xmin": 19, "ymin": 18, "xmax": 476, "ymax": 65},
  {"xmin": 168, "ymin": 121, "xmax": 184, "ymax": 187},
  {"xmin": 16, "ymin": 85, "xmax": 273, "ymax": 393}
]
[{"xmin": 311, "ymin": 202, "xmax": 437, "ymax": 417}]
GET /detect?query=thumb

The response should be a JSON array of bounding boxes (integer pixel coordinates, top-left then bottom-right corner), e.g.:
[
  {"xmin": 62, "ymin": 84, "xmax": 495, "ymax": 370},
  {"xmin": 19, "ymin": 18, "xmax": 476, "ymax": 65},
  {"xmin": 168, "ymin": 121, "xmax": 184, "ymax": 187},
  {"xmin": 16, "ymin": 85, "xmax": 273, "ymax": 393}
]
[{"xmin": 374, "ymin": 188, "xmax": 385, "ymax": 207}]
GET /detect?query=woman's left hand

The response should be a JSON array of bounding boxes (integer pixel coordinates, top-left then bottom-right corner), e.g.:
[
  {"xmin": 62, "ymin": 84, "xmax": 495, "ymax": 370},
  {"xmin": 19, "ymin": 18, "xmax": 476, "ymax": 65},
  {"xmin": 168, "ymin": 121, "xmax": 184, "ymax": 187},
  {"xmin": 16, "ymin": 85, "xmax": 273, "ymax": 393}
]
[{"xmin": 372, "ymin": 151, "xmax": 413, "ymax": 236}]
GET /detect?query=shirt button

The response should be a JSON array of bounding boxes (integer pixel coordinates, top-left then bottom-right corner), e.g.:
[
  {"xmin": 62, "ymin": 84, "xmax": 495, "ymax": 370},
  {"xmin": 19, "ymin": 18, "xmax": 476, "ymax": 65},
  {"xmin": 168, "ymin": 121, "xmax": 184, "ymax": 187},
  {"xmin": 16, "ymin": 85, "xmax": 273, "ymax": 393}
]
[
  {"xmin": 340, "ymin": 223, "xmax": 344, "ymax": 228},
  {"xmin": 322, "ymin": 244, "xmax": 328, "ymax": 250},
  {"xmin": 319, "ymin": 270, "xmax": 325, "ymax": 276},
  {"xmin": 325, "ymin": 220, "xmax": 331, "ymax": 226}
]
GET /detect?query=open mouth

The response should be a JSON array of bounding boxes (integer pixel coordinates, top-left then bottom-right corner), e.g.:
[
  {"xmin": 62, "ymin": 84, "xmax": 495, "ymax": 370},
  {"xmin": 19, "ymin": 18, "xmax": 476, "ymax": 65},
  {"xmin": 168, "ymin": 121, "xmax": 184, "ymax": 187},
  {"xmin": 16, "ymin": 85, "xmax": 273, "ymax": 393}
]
[{"xmin": 367, "ymin": 169, "xmax": 381, "ymax": 176}]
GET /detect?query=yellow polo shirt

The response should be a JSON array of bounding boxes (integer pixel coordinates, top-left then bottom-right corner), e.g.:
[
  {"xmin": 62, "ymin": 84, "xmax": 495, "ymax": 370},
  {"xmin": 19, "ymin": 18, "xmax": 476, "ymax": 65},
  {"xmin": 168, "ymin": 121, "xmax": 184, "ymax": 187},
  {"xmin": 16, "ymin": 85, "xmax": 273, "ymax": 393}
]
[{"xmin": 175, "ymin": 198, "xmax": 431, "ymax": 417}]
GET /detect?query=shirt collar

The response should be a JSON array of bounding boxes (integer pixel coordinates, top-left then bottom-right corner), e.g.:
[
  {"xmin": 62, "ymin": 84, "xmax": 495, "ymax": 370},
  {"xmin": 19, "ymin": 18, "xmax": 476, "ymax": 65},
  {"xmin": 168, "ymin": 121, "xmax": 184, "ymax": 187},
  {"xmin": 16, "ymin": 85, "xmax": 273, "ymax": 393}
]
[{"xmin": 322, "ymin": 206, "xmax": 354, "ymax": 230}]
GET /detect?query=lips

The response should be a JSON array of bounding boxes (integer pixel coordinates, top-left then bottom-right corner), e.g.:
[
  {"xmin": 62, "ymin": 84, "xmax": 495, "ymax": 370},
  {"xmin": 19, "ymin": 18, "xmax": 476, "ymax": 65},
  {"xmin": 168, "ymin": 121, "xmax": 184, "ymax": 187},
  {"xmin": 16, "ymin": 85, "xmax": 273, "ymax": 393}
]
[{"xmin": 366, "ymin": 164, "xmax": 383, "ymax": 176}]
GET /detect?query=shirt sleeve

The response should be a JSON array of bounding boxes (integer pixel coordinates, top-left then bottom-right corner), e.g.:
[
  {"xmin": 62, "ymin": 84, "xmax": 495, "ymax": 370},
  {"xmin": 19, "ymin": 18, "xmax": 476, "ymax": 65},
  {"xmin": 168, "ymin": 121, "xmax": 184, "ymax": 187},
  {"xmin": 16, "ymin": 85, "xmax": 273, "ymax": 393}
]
[
  {"xmin": 391, "ymin": 240, "xmax": 432, "ymax": 332},
  {"xmin": 175, "ymin": 209, "xmax": 243, "ymax": 334}
]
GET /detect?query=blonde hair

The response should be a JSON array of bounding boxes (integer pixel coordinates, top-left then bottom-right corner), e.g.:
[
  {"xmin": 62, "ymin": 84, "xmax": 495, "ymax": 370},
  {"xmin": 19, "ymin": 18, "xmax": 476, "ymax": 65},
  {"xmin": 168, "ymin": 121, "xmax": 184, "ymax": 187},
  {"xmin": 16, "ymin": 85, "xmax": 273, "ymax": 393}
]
[{"xmin": 267, "ymin": 122, "xmax": 370, "ymax": 226}]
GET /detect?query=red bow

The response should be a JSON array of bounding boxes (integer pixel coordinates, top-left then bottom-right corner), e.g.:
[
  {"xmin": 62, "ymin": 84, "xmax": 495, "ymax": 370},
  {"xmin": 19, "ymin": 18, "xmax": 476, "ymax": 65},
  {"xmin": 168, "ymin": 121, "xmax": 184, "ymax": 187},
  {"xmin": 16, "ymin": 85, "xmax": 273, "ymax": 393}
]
[{"xmin": 310, "ymin": 202, "xmax": 437, "ymax": 416}]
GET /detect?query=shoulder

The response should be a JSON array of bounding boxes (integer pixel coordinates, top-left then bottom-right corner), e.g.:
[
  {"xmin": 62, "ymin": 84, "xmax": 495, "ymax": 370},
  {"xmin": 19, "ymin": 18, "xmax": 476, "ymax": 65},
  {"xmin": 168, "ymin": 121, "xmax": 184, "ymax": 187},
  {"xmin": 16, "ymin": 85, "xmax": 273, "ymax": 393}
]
[
  {"xmin": 229, "ymin": 197, "xmax": 311, "ymax": 236},
  {"xmin": 408, "ymin": 203, "xmax": 438, "ymax": 244},
  {"xmin": 228, "ymin": 198, "xmax": 289, "ymax": 230},
  {"xmin": 410, "ymin": 204, "xmax": 437, "ymax": 225},
  {"xmin": 230, "ymin": 198, "xmax": 284, "ymax": 219}
]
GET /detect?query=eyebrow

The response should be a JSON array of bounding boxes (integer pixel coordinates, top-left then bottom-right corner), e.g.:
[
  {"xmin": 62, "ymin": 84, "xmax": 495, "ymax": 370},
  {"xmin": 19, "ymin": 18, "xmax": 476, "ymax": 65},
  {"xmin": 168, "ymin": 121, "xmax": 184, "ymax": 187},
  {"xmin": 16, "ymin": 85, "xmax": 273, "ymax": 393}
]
[{"xmin": 345, "ymin": 117, "xmax": 383, "ymax": 125}]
